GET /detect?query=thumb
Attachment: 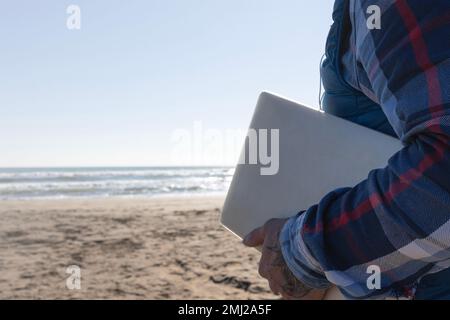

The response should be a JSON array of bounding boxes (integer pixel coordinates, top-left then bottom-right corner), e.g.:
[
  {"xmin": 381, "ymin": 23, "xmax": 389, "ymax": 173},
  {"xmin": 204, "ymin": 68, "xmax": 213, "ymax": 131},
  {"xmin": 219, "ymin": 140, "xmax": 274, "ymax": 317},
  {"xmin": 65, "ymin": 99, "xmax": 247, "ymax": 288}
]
[{"xmin": 243, "ymin": 226, "xmax": 266, "ymax": 247}]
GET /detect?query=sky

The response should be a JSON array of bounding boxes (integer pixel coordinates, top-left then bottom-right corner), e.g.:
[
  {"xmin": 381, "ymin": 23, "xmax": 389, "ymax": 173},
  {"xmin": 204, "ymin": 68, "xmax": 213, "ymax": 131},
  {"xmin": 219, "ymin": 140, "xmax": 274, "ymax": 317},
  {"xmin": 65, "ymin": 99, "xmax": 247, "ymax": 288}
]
[{"xmin": 0, "ymin": 0, "xmax": 334, "ymax": 167}]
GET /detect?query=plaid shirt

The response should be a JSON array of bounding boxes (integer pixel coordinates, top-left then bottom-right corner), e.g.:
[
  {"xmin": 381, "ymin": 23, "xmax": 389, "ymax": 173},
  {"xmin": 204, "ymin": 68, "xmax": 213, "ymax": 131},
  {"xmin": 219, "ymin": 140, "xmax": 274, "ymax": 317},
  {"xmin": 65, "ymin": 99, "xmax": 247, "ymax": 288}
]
[{"xmin": 281, "ymin": 0, "xmax": 450, "ymax": 299}]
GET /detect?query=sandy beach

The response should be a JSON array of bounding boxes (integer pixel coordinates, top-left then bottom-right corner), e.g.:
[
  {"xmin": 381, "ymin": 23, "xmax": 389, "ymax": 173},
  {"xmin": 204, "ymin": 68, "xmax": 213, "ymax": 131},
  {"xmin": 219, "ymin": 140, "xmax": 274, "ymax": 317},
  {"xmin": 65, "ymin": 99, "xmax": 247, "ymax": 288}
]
[{"xmin": 0, "ymin": 196, "xmax": 277, "ymax": 300}]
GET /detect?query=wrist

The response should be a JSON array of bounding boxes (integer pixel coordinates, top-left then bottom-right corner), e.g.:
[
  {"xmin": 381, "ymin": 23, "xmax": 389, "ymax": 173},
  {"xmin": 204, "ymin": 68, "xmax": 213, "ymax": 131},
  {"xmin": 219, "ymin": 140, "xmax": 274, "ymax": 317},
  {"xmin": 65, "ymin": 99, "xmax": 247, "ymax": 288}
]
[{"xmin": 279, "ymin": 214, "xmax": 331, "ymax": 290}]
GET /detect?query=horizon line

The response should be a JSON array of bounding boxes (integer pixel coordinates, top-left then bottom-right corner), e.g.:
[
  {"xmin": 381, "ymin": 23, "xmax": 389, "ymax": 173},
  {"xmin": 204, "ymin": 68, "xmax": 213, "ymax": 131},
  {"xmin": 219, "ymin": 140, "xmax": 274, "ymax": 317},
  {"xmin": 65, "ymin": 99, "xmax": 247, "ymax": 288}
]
[{"xmin": 0, "ymin": 165, "xmax": 234, "ymax": 169}]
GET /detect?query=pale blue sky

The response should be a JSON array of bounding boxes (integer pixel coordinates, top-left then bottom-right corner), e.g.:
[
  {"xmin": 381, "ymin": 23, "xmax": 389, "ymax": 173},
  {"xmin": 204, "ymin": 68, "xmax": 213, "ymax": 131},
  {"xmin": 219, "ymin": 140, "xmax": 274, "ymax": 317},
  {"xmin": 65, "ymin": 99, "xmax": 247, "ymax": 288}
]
[{"xmin": 0, "ymin": 0, "xmax": 333, "ymax": 167}]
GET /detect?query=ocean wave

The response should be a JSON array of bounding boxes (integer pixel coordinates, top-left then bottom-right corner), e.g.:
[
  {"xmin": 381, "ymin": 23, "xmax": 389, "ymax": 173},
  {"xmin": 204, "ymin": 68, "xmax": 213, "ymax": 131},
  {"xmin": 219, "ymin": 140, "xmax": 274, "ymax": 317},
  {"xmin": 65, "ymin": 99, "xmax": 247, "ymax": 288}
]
[
  {"xmin": 0, "ymin": 168, "xmax": 234, "ymax": 183},
  {"xmin": 0, "ymin": 167, "xmax": 234, "ymax": 200}
]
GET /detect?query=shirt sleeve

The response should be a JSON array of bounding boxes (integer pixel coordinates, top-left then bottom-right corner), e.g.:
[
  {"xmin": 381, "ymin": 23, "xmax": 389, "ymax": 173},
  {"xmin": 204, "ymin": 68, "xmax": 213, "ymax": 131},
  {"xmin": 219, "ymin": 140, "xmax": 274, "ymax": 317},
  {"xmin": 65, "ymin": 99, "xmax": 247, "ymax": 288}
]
[{"xmin": 281, "ymin": 0, "xmax": 450, "ymax": 299}]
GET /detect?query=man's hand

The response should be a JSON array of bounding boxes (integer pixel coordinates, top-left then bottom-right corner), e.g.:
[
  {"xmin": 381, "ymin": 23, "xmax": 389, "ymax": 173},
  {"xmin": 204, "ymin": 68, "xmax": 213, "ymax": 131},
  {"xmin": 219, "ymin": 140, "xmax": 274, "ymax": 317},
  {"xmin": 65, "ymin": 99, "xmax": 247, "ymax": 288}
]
[{"xmin": 243, "ymin": 218, "xmax": 326, "ymax": 300}]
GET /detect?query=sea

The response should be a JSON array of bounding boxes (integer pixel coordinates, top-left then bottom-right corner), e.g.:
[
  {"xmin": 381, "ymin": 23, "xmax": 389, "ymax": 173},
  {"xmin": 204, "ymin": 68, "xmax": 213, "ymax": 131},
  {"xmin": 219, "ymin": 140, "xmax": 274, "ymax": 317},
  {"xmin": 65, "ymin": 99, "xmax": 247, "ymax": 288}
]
[{"xmin": 0, "ymin": 167, "xmax": 234, "ymax": 200}]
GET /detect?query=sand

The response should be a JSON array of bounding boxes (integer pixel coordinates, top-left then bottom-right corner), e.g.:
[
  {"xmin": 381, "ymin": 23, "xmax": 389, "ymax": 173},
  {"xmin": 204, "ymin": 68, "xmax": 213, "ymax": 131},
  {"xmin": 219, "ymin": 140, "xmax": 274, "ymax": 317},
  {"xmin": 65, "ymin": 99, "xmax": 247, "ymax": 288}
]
[{"xmin": 0, "ymin": 196, "xmax": 277, "ymax": 300}]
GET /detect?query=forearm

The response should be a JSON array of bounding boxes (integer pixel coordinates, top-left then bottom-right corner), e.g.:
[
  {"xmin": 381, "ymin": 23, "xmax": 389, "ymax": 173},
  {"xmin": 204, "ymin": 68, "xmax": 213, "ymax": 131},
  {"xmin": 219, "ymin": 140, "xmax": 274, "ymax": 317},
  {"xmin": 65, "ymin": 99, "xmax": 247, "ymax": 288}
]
[{"xmin": 282, "ymin": 127, "xmax": 450, "ymax": 299}]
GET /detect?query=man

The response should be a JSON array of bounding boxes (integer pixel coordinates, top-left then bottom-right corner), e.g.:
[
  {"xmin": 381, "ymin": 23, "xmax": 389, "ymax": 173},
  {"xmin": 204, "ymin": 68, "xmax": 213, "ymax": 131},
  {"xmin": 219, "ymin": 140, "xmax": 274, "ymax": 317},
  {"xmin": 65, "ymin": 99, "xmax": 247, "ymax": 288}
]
[{"xmin": 244, "ymin": 0, "xmax": 450, "ymax": 300}]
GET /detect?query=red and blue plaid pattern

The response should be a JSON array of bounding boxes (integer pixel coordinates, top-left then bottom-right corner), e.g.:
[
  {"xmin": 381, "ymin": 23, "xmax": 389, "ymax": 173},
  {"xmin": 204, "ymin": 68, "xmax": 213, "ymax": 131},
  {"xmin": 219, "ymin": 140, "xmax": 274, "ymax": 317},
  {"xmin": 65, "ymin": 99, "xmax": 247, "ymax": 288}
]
[{"xmin": 281, "ymin": 0, "xmax": 450, "ymax": 299}]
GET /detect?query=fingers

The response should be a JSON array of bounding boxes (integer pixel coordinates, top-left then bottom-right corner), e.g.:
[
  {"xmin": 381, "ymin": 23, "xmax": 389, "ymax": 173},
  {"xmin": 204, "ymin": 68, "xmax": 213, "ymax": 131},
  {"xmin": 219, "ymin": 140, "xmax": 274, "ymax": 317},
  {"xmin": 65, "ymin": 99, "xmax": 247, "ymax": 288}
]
[
  {"xmin": 268, "ymin": 281, "xmax": 281, "ymax": 296},
  {"xmin": 243, "ymin": 219, "xmax": 293, "ymax": 297},
  {"xmin": 243, "ymin": 226, "xmax": 266, "ymax": 247},
  {"xmin": 259, "ymin": 244, "xmax": 283, "ymax": 296},
  {"xmin": 243, "ymin": 219, "xmax": 284, "ymax": 247},
  {"xmin": 258, "ymin": 260, "xmax": 269, "ymax": 278},
  {"xmin": 280, "ymin": 292, "xmax": 294, "ymax": 300},
  {"xmin": 259, "ymin": 262, "xmax": 281, "ymax": 296}
]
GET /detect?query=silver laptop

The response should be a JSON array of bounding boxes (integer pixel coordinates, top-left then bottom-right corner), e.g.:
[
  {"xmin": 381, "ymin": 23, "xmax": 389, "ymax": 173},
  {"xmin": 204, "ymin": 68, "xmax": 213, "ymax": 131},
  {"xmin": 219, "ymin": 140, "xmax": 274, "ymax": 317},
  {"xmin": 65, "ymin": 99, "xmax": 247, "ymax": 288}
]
[{"xmin": 221, "ymin": 92, "xmax": 402, "ymax": 239}]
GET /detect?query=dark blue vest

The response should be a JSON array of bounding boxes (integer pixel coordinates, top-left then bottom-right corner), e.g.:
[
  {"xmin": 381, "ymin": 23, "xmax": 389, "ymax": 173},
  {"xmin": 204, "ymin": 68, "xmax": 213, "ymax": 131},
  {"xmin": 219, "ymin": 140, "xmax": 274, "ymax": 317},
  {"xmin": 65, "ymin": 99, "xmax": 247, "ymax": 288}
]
[{"xmin": 320, "ymin": 0, "xmax": 396, "ymax": 137}]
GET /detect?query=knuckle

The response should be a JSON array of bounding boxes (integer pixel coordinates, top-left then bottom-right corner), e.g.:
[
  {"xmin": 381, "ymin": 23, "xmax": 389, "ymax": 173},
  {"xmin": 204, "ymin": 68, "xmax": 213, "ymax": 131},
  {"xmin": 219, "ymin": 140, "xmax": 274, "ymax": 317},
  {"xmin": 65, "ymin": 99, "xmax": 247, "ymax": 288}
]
[
  {"xmin": 258, "ymin": 266, "xmax": 265, "ymax": 277},
  {"xmin": 258, "ymin": 264, "xmax": 268, "ymax": 278},
  {"xmin": 281, "ymin": 292, "xmax": 293, "ymax": 300},
  {"xmin": 264, "ymin": 219, "xmax": 277, "ymax": 231},
  {"xmin": 268, "ymin": 281, "xmax": 280, "ymax": 295}
]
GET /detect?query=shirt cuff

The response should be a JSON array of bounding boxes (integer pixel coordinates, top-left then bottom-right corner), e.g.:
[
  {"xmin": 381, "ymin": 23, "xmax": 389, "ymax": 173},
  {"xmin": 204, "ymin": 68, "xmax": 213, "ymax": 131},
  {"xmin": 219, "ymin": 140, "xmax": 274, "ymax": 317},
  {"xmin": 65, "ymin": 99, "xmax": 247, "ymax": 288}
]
[{"xmin": 280, "ymin": 213, "xmax": 331, "ymax": 290}]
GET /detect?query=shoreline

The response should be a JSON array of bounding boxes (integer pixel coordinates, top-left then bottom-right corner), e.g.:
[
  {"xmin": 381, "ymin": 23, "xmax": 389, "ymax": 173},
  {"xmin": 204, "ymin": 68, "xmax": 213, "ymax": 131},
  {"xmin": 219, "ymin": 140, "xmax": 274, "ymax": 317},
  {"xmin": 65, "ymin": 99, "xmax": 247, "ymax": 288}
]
[
  {"xmin": 0, "ymin": 193, "xmax": 227, "ymax": 204},
  {"xmin": 0, "ymin": 192, "xmax": 227, "ymax": 203}
]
